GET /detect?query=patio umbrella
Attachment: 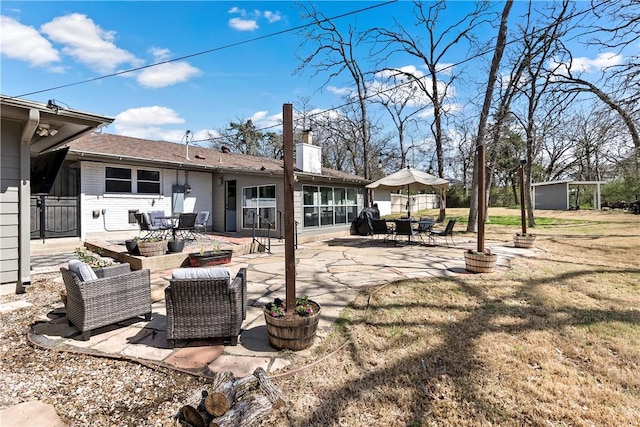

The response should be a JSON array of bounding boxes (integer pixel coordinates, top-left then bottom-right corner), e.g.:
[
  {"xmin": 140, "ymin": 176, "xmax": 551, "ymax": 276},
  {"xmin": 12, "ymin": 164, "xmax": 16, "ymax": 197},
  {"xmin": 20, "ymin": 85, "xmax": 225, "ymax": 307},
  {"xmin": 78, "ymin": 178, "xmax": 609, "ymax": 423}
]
[{"xmin": 366, "ymin": 166, "xmax": 450, "ymax": 217}]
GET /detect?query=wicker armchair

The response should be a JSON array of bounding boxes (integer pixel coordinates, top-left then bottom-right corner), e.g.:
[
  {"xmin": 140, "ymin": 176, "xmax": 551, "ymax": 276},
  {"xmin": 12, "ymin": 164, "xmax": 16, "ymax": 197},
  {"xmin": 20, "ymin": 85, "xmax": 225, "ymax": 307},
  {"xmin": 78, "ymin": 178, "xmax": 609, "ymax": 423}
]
[
  {"xmin": 60, "ymin": 263, "xmax": 152, "ymax": 340},
  {"xmin": 165, "ymin": 267, "xmax": 247, "ymax": 348}
]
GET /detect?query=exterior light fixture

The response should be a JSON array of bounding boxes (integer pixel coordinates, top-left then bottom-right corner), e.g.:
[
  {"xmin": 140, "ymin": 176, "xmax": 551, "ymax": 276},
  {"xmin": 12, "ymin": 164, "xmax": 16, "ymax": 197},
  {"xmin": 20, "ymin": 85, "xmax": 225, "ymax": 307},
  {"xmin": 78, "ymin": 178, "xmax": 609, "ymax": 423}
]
[{"xmin": 36, "ymin": 124, "xmax": 58, "ymax": 137}]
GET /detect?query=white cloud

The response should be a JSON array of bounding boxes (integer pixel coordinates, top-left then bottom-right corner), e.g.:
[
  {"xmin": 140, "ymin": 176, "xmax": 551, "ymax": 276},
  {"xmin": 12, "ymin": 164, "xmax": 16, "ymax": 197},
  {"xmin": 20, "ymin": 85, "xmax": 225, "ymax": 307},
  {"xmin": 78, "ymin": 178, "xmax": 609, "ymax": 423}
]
[
  {"xmin": 229, "ymin": 17, "xmax": 258, "ymax": 31},
  {"xmin": 227, "ymin": 6, "xmax": 281, "ymax": 30},
  {"xmin": 115, "ymin": 106, "xmax": 185, "ymax": 126},
  {"xmin": 40, "ymin": 13, "xmax": 140, "ymax": 73},
  {"xmin": 264, "ymin": 11, "xmax": 282, "ymax": 23},
  {"xmin": 113, "ymin": 107, "xmax": 221, "ymax": 142},
  {"xmin": 137, "ymin": 61, "xmax": 201, "ymax": 88},
  {"xmin": 134, "ymin": 48, "xmax": 201, "ymax": 88},
  {"xmin": 250, "ymin": 110, "xmax": 281, "ymax": 129},
  {"xmin": 553, "ymin": 52, "xmax": 623, "ymax": 75},
  {"xmin": 435, "ymin": 62, "xmax": 455, "ymax": 74},
  {"xmin": 228, "ymin": 7, "xmax": 246, "ymax": 16},
  {"xmin": 571, "ymin": 52, "xmax": 622, "ymax": 73},
  {"xmin": 149, "ymin": 47, "xmax": 171, "ymax": 61},
  {"xmin": 327, "ymin": 85, "xmax": 351, "ymax": 95},
  {"xmin": 0, "ymin": 16, "xmax": 60, "ymax": 66}
]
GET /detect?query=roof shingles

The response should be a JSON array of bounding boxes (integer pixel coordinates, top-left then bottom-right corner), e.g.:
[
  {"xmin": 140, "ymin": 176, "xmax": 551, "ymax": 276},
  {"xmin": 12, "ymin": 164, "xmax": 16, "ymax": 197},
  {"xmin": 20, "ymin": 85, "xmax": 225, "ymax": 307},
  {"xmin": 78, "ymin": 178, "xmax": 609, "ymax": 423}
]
[{"xmin": 66, "ymin": 133, "xmax": 365, "ymax": 182}]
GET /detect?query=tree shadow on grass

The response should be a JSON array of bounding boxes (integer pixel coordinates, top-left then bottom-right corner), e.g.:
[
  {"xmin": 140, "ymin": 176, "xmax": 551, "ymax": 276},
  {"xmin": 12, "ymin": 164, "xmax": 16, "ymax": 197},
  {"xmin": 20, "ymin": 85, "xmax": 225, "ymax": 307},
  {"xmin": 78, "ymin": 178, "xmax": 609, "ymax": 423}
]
[{"xmin": 286, "ymin": 263, "xmax": 640, "ymax": 426}]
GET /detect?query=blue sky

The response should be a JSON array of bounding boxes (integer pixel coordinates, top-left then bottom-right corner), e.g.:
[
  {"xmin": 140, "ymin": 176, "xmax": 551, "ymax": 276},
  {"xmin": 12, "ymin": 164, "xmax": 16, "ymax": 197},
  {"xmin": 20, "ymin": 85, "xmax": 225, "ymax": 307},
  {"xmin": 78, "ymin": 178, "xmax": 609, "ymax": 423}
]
[
  {"xmin": 1, "ymin": 1, "xmax": 625, "ymax": 148},
  {"xmin": 2, "ymin": 1, "xmax": 410, "ymax": 144}
]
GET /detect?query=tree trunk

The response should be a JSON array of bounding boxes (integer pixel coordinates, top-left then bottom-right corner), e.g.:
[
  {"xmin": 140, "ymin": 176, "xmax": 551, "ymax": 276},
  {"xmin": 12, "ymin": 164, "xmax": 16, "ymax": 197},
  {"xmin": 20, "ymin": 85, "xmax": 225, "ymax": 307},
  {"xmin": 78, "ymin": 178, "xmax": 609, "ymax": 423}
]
[{"xmin": 468, "ymin": 0, "xmax": 514, "ymax": 238}]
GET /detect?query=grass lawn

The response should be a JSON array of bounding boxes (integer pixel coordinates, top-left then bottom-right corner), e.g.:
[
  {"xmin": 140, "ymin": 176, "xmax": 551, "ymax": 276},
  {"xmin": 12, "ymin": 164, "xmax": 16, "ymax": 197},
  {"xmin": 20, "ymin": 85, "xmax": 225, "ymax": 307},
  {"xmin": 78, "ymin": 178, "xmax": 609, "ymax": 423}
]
[{"xmin": 261, "ymin": 208, "xmax": 640, "ymax": 426}]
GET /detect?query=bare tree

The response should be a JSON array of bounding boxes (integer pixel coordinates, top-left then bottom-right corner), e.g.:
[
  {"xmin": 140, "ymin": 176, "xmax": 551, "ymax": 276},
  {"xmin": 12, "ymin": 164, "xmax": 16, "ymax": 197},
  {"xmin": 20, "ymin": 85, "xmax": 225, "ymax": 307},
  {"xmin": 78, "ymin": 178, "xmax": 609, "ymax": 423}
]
[
  {"xmin": 484, "ymin": 1, "xmax": 575, "ymax": 229},
  {"xmin": 296, "ymin": 3, "xmax": 373, "ymax": 204},
  {"xmin": 467, "ymin": 0, "xmax": 512, "ymax": 249},
  {"xmin": 370, "ymin": 72, "xmax": 429, "ymax": 169},
  {"xmin": 371, "ymin": 0, "xmax": 493, "ymax": 221},
  {"xmin": 549, "ymin": 1, "xmax": 640, "ymax": 150}
]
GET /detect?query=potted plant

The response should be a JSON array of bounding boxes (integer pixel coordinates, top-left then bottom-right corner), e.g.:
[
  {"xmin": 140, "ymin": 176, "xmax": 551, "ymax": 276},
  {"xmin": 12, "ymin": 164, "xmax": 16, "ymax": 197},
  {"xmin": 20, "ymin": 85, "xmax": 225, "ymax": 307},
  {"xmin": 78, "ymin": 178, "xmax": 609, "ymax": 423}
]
[
  {"xmin": 263, "ymin": 295, "xmax": 321, "ymax": 351},
  {"xmin": 188, "ymin": 242, "xmax": 233, "ymax": 267},
  {"xmin": 137, "ymin": 236, "xmax": 167, "ymax": 257},
  {"xmin": 514, "ymin": 232, "xmax": 536, "ymax": 248},
  {"xmin": 167, "ymin": 238, "xmax": 185, "ymax": 253},
  {"xmin": 464, "ymin": 248, "xmax": 498, "ymax": 273},
  {"xmin": 125, "ymin": 239, "xmax": 140, "ymax": 255}
]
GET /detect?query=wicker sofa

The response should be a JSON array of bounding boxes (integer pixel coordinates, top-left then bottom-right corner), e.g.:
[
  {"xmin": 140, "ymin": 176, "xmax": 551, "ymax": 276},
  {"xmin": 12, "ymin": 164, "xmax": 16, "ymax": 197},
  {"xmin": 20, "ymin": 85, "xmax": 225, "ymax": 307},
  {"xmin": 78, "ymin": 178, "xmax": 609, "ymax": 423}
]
[
  {"xmin": 60, "ymin": 263, "xmax": 152, "ymax": 340},
  {"xmin": 165, "ymin": 267, "xmax": 247, "ymax": 348}
]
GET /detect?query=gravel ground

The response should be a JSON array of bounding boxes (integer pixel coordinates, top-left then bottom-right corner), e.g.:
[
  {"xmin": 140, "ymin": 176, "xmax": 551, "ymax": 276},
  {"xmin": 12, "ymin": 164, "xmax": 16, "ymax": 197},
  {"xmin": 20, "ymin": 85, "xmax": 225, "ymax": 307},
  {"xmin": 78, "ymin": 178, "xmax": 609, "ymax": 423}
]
[{"xmin": 0, "ymin": 272, "xmax": 208, "ymax": 426}]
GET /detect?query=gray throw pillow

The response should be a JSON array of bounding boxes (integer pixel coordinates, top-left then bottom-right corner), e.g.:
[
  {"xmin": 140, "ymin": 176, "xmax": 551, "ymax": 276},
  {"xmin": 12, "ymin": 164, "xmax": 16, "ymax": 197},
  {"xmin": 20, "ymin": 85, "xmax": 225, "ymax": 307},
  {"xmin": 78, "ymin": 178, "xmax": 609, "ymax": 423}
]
[{"xmin": 68, "ymin": 260, "xmax": 98, "ymax": 282}]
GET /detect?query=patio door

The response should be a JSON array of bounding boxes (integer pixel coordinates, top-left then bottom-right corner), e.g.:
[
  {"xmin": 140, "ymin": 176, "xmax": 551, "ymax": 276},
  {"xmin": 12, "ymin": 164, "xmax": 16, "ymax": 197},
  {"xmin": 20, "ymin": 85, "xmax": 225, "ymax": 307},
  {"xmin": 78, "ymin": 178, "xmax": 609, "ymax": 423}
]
[
  {"xmin": 225, "ymin": 180, "xmax": 236, "ymax": 232},
  {"xmin": 30, "ymin": 163, "xmax": 80, "ymax": 240}
]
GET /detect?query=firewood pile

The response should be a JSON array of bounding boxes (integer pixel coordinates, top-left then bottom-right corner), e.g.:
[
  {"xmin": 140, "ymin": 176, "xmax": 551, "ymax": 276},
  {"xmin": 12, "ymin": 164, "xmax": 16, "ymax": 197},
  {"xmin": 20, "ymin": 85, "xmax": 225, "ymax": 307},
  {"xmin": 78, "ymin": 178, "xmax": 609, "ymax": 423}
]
[{"xmin": 175, "ymin": 368, "xmax": 287, "ymax": 427}]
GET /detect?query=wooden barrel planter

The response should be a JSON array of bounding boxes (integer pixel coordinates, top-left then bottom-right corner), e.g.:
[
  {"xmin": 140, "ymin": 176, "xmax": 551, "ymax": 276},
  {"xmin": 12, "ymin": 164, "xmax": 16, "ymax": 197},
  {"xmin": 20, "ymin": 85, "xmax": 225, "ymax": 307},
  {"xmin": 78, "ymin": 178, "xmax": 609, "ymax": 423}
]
[
  {"xmin": 514, "ymin": 233, "xmax": 536, "ymax": 248},
  {"xmin": 464, "ymin": 251, "xmax": 498, "ymax": 273},
  {"xmin": 137, "ymin": 240, "xmax": 167, "ymax": 257},
  {"xmin": 263, "ymin": 300, "xmax": 321, "ymax": 351},
  {"xmin": 188, "ymin": 250, "xmax": 233, "ymax": 267}
]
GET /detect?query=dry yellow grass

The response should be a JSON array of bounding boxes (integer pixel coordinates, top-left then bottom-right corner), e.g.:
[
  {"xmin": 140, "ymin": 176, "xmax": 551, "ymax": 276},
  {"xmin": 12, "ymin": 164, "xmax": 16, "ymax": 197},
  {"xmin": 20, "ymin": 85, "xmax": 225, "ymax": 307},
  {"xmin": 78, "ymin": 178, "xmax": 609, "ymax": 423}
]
[{"xmin": 260, "ymin": 208, "xmax": 640, "ymax": 426}]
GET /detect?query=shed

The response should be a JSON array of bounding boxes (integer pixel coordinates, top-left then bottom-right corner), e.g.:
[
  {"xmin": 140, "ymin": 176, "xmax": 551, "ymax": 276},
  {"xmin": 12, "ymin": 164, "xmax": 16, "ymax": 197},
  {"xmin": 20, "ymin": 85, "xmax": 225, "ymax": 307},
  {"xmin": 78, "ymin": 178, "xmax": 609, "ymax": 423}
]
[{"xmin": 532, "ymin": 180, "xmax": 606, "ymax": 210}]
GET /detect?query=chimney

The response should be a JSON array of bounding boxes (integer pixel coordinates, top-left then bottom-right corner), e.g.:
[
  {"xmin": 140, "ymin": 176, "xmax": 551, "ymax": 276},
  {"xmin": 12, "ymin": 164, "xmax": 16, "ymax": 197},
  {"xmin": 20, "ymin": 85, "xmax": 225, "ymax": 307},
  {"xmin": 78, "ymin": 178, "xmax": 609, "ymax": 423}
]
[
  {"xmin": 220, "ymin": 145, "xmax": 230, "ymax": 153},
  {"xmin": 296, "ymin": 130, "xmax": 321, "ymax": 174}
]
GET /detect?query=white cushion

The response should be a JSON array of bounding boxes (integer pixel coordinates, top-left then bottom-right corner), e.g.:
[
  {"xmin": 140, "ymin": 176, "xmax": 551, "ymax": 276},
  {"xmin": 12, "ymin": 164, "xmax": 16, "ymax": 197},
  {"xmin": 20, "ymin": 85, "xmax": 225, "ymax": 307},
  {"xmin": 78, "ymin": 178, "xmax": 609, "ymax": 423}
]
[
  {"xmin": 68, "ymin": 260, "xmax": 98, "ymax": 282},
  {"xmin": 172, "ymin": 267, "xmax": 231, "ymax": 281}
]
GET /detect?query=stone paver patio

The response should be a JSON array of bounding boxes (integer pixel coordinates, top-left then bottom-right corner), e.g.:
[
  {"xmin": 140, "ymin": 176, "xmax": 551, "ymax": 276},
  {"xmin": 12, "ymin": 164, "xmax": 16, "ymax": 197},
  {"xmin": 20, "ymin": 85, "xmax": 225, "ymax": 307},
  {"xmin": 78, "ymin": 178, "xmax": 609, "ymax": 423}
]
[{"xmin": 26, "ymin": 235, "xmax": 537, "ymax": 380}]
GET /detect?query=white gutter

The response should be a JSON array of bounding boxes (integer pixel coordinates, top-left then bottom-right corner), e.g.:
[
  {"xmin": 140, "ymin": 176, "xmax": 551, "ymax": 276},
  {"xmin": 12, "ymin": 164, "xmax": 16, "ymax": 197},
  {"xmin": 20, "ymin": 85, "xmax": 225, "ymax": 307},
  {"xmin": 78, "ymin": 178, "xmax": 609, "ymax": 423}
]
[{"xmin": 17, "ymin": 109, "xmax": 39, "ymax": 292}]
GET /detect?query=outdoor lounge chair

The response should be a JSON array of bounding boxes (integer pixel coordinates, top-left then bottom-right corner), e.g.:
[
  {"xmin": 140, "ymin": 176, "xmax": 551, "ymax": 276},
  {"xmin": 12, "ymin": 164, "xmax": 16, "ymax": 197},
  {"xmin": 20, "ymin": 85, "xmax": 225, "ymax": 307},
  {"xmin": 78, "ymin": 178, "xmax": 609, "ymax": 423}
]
[
  {"xmin": 370, "ymin": 219, "xmax": 393, "ymax": 244},
  {"xmin": 431, "ymin": 218, "xmax": 456, "ymax": 246},
  {"xmin": 165, "ymin": 267, "xmax": 247, "ymax": 348},
  {"xmin": 135, "ymin": 212, "xmax": 168, "ymax": 240},
  {"xmin": 193, "ymin": 211, "xmax": 210, "ymax": 236},
  {"xmin": 394, "ymin": 219, "xmax": 420, "ymax": 244},
  {"xmin": 148, "ymin": 210, "xmax": 172, "ymax": 229},
  {"xmin": 173, "ymin": 213, "xmax": 198, "ymax": 241},
  {"xmin": 60, "ymin": 262, "xmax": 152, "ymax": 340}
]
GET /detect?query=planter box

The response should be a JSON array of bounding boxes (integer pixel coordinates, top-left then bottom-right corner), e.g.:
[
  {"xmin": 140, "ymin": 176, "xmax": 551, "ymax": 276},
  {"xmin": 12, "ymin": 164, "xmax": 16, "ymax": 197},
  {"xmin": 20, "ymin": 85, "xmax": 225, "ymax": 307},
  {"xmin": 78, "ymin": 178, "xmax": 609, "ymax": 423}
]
[
  {"xmin": 188, "ymin": 250, "xmax": 233, "ymax": 267},
  {"xmin": 514, "ymin": 234, "xmax": 536, "ymax": 248},
  {"xmin": 138, "ymin": 240, "xmax": 167, "ymax": 257},
  {"xmin": 263, "ymin": 300, "xmax": 321, "ymax": 351},
  {"xmin": 464, "ymin": 251, "xmax": 497, "ymax": 273}
]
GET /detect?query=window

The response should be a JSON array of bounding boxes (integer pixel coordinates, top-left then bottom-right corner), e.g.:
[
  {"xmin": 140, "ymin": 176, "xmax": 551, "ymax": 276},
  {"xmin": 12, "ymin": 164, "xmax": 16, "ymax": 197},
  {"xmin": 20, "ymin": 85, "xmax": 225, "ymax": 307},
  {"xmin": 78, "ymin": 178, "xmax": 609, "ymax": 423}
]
[
  {"xmin": 105, "ymin": 167, "xmax": 131, "ymax": 193},
  {"xmin": 303, "ymin": 185, "xmax": 358, "ymax": 228},
  {"xmin": 105, "ymin": 166, "xmax": 160, "ymax": 194},
  {"xmin": 242, "ymin": 184, "xmax": 276, "ymax": 229},
  {"xmin": 137, "ymin": 169, "xmax": 160, "ymax": 194}
]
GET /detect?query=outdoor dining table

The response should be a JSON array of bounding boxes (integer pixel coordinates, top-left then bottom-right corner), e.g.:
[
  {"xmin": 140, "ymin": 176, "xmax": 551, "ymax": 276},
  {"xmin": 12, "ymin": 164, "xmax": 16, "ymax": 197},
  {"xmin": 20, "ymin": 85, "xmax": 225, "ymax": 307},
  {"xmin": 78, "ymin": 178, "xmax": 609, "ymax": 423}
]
[{"xmin": 416, "ymin": 219, "xmax": 436, "ymax": 244}]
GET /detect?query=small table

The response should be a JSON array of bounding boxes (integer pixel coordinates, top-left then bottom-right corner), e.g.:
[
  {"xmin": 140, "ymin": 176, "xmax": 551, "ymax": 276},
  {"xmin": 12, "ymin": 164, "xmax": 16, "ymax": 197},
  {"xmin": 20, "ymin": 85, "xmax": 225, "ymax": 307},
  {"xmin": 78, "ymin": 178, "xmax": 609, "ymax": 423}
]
[{"xmin": 416, "ymin": 220, "xmax": 436, "ymax": 244}]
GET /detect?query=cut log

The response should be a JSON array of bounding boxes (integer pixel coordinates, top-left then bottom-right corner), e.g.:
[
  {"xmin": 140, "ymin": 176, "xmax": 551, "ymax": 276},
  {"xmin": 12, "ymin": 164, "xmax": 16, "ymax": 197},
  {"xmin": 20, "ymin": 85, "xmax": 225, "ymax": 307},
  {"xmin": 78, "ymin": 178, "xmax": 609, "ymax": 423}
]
[
  {"xmin": 204, "ymin": 390, "xmax": 232, "ymax": 417},
  {"xmin": 178, "ymin": 368, "xmax": 286, "ymax": 426},
  {"xmin": 179, "ymin": 405, "xmax": 205, "ymax": 427},
  {"xmin": 209, "ymin": 394, "xmax": 272, "ymax": 427},
  {"xmin": 253, "ymin": 368, "xmax": 287, "ymax": 409}
]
